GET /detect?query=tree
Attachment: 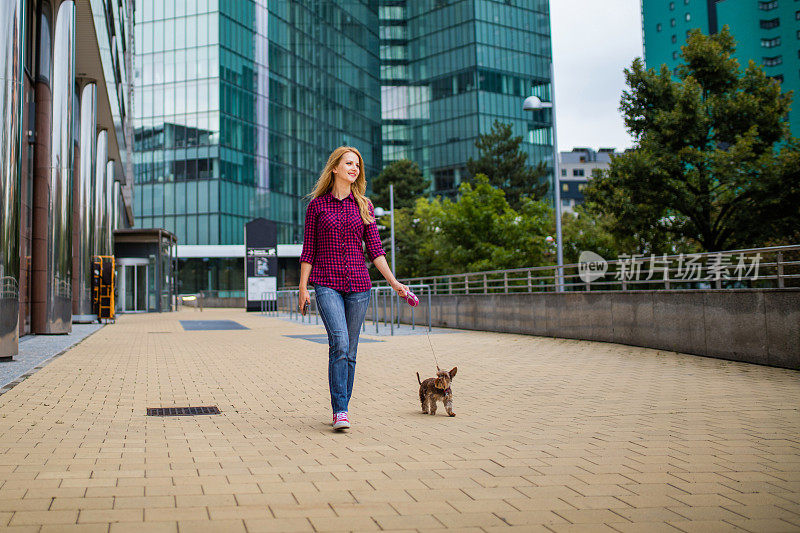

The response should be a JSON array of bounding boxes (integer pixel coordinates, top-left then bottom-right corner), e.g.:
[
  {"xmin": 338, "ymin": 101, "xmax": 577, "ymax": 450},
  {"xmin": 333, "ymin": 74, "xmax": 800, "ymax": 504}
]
[
  {"xmin": 373, "ymin": 175, "xmax": 553, "ymax": 278},
  {"xmin": 466, "ymin": 120, "xmax": 549, "ymax": 209},
  {"xmin": 560, "ymin": 205, "xmax": 628, "ymax": 265},
  {"xmin": 371, "ymin": 159, "xmax": 430, "ymax": 210},
  {"xmin": 585, "ymin": 27, "xmax": 800, "ymax": 252}
]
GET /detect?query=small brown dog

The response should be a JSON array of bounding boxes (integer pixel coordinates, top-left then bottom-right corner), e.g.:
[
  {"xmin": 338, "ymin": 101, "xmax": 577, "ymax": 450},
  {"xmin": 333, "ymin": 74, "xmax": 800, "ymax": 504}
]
[{"xmin": 417, "ymin": 367, "xmax": 457, "ymax": 416}]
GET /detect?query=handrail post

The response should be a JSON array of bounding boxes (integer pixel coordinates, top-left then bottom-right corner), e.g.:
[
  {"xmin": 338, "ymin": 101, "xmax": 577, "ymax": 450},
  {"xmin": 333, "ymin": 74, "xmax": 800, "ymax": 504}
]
[
  {"xmin": 483, "ymin": 274, "xmax": 487, "ymax": 293},
  {"xmin": 527, "ymin": 270, "xmax": 532, "ymax": 293},
  {"xmin": 503, "ymin": 272, "xmax": 508, "ymax": 293},
  {"xmin": 449, "ymin": 276, "xmax": 453, "ymax": 294},
  {"xmin": 777, "ymin": 251, "xmax": 785, "ymax": 288},
  {"xmin": 428, "ymin": 285, "xmax": 432, "ymax": 332},
  {"xmin": 465, "ymin": 274, "xmax": 469, "ymax": 295}
]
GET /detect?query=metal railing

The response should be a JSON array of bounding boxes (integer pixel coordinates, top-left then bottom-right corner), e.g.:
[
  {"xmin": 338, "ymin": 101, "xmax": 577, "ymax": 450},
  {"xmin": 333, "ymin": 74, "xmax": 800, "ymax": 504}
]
[
  {"xmin": 369, "ymin": 245, "xmax": 799, "ymax": 295},
  {"xmin": 260, "ymin": 284, "xmax": 433, "ymax": 335}
]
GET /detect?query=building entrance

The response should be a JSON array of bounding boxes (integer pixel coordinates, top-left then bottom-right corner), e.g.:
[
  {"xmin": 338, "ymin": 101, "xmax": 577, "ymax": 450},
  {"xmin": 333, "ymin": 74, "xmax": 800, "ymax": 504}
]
[{"xmin": 117, "ymin": 260, "xmax": 150, "ymax": 313}]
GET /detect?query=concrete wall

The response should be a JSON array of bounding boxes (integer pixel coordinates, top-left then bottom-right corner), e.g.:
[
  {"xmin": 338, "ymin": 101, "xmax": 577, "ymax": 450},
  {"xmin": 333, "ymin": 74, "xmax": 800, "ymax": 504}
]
[{"xmin": 394, "ymin": 289, "xmax": 800, "ymax": 370}]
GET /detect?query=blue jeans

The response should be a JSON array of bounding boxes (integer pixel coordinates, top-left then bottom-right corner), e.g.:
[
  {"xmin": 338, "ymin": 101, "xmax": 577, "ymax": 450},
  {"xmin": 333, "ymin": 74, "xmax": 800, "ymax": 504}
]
[{"xmin": 314, "ymin": 285, "xmax": 371, "ymax": 414}]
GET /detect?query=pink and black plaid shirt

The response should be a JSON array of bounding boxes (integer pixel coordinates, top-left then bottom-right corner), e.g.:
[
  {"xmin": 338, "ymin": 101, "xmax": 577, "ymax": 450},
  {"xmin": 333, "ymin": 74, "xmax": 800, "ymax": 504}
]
[{"xmin": 300, "ymin": 192, "xmax": 386, "ymax": 292}]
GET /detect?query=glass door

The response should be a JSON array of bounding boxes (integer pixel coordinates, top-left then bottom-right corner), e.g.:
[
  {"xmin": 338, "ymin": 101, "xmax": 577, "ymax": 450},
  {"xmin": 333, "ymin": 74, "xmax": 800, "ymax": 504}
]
[{"xmin": 117, "ymin": 261, "xmax": 149, "ymax": 312}]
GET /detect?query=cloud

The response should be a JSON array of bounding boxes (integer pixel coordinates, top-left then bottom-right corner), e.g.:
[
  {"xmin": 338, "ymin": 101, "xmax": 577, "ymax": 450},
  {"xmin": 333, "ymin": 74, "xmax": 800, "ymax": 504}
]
[{"xmin": 550, "ymin": 0, "xmax": 643, "ymax": 152}]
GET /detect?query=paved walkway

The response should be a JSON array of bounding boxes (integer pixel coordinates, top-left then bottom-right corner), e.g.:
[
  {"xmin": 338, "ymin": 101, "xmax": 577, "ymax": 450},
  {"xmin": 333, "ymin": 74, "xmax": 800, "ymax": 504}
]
[
  {"xmin": 1, "ymin": 324, "xmax": 104, "ymax": 391},
  {"xmin": 0, "ymin": 308, "xmax": 797, "ymax": 532}
]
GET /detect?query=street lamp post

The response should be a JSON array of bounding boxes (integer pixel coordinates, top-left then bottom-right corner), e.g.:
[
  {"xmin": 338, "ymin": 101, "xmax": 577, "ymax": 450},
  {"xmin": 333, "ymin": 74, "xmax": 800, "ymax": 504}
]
[
  {"xmin": 375, "ymin": 184, "xmax": 397, "ymax": 326},
  {"xmin": 523, "ymin": 62, "xmax": 564, "ymax": 292}
]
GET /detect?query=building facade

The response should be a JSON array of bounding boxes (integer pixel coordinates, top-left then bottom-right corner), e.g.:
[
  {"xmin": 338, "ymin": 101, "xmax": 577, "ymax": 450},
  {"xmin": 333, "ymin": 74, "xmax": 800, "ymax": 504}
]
[
  {"xmin": 0, "ymin": 0, "xmax": 134, "ymax": 357},
  {"xmin": 133, "ymin": 0, "xmax": 555, "ymax": 293},
  {"xmin": 380, "ymin": 0, "xmax": 555, "ymax": 197},
  {"xmin": 558, "ymin": 148, "xmax": 616, "ymax": 213},
  {"xmin": 133, "ymin": 0, "xmax": 381, "ymax": 293},
  {"xmin": 641, "ymin": 0, "xmax": 800, "ymax": 135}
]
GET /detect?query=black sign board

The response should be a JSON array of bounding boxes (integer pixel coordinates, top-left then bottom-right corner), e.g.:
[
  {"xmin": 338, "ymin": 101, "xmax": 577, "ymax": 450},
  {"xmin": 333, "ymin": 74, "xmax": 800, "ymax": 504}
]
[{"xmin": 245, "ymin": 218, "xmax": 278, "ymax": 312}]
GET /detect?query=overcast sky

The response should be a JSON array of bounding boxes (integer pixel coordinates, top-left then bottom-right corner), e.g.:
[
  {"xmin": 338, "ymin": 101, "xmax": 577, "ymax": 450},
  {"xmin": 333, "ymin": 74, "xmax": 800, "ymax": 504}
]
[{"xmin": 550, "ymin": 1, "xmax": 644, "ymax": 153}]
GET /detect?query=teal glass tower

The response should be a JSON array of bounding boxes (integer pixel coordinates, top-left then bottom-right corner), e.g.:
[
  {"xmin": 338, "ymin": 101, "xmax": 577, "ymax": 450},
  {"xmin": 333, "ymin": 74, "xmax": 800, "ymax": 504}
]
[
  {"xmin": 380, "ymin": 0, "xmax": 554, "ymax": 196},
  {"xmin": 134, "ymin": 1, "xmax": 381, "ymax": 246},
  {"xmin": 641, "ymin": 0, "xmax": 800, "ymax": 135}
]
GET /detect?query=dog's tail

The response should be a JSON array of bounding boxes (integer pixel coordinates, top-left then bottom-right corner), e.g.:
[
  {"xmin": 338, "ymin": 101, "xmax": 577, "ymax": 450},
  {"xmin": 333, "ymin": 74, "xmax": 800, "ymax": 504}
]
[{"xmin": 416, "ymin": 372, "xmax": 422, "ymax": 385}]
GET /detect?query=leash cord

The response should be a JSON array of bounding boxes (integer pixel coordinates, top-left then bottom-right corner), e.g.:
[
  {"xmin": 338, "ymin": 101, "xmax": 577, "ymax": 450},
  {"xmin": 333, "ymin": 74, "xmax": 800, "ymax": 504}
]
[{"xmin": 426, "ymin": 329, "xmax": 441, "ymax": 371}]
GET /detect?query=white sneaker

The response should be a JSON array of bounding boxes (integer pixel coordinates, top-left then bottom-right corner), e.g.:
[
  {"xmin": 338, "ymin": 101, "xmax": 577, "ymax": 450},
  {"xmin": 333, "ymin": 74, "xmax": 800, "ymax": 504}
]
[{"xmin": 333, "ymin": 411, "xmax": 350, "ymax": 430}]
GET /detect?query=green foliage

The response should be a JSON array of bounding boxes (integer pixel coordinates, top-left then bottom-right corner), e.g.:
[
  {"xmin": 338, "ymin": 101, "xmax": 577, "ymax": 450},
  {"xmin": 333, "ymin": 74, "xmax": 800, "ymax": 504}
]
[
  {"xmin": 560, "ymin": 205, "xmax": 630, "ymax": 265},
  {"xmin": 374, "ymin": 175, "xmax": 554, "ymax": 278},
  {"xmin": 467, "ymin": 120, "xmax": 549, "ymax": 209},
  {"xmin": 585, "ymin": 27, "xmax": 800, "ymax": 252},
  {"xmin": 371, "ymin": 159, "xmax": 430, "ymax": 210}
]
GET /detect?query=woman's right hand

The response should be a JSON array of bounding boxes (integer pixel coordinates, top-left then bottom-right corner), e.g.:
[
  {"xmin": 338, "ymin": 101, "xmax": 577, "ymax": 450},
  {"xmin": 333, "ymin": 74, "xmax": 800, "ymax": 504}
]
[{"xmin": 298, "ymin": 287, "xmax": 311, "ymax": 315}]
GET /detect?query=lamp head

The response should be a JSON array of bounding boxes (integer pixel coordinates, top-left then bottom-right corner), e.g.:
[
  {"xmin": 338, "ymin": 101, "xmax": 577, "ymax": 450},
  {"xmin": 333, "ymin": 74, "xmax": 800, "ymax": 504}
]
[{"xmin": 523, "ymin": 95, "xmax": 553, "ymax": 110}]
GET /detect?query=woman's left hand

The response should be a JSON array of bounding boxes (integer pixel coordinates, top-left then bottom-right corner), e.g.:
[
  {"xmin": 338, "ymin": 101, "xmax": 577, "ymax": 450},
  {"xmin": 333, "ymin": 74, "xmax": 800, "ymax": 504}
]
[{"xmin": 391, "ymin": 281, "xmax": 409, "ymax": 298}]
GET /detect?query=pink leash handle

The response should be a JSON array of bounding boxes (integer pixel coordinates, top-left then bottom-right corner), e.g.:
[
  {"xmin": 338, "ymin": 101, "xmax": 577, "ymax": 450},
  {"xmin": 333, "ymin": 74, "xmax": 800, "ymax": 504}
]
[{"xmin": 404, "ymin": 289, "xmax": 419, "ymax": 307}]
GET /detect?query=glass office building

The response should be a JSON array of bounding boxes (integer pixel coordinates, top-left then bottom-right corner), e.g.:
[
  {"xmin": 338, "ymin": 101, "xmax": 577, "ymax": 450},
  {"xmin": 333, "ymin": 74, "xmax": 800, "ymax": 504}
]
[
  {"xmin": 133, "ymin": 0, "xmax": 381, "ymax": 292},
  {"xmin": 1, "ymin": 0, "xmax": 134, "ymax": 357},
  {"xmin": 134, "ymin": 0, "xmax": 554, "ymax": 292},
  {"xmin": 642, "ymin": 0, "xmax": 800, "ymax": 136},
  {"xmin": 380, "ymin": 0, "xmax": 555, "ymax": 196}
]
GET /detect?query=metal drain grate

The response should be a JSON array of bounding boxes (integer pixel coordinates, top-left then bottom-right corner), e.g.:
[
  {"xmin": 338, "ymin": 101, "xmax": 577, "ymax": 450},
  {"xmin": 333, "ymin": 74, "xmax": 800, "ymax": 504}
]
[{"xmin": 146, "ymin": 406, "xmax": 221, "ymax": 416}]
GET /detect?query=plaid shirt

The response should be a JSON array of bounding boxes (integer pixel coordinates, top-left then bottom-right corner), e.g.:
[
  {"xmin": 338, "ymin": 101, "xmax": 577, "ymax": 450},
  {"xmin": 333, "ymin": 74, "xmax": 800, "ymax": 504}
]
[{"xmin": 300, "ymin": 192, "xmax": 386, "ymax": 292}]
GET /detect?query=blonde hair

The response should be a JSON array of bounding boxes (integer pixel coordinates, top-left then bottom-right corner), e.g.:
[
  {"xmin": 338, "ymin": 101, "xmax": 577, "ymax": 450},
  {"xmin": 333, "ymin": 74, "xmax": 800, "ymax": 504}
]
[{"xmin": 309, "ymin": 146, "xmax": 374, "ymax": 224}]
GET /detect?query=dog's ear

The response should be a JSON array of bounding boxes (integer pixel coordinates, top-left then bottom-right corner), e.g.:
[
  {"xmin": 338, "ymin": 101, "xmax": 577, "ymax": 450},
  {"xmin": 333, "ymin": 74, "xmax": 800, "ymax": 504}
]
[{"xmin": 449, "ymin": 367, "xmax": 457, "ymax": 379}]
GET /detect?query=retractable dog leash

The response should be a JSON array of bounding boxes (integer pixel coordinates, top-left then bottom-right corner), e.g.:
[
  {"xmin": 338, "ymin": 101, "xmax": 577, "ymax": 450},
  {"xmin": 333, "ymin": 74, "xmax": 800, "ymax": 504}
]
[{"xmin": 404, "ymin": 289, "xmax": 441, "ymax": 371}]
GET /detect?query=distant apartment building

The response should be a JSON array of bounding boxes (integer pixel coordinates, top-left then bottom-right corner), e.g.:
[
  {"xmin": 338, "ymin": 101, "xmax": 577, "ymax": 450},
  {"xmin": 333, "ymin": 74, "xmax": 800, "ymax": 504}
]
[
  {"xmin": 380, "ymin": 0, "xmax": 556, "ymax": 198},
  {"xmin": 641, "ymin": 0, "xmax": 800, "ymax": 135},
  {"xmin": 559, "ymin": 148, "xmax": 616, "ymax": 213}
]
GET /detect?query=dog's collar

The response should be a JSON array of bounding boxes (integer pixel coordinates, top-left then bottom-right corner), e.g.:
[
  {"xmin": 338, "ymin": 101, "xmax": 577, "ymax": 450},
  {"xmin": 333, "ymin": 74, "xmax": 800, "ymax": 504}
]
[{"xmin": 443, "ymin": 387, "xmax": 451, "ymax": 395}]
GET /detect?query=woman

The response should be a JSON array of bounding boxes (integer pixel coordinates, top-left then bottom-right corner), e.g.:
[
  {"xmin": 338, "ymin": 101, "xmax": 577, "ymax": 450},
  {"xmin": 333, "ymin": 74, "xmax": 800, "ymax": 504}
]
[{"xmin": 298, "ymin": 146, "xmax": 408, "ymax": 431}]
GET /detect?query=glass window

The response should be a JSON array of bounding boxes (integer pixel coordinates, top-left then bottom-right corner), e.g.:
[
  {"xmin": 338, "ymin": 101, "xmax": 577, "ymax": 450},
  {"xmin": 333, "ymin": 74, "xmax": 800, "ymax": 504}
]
[
  {"xmin": 760, "ymin": 18, "xmax": 780, "ymax": 29},
  {"xmin": 38, "ymin": 9, "xmax": 51, "ymax": 83}
]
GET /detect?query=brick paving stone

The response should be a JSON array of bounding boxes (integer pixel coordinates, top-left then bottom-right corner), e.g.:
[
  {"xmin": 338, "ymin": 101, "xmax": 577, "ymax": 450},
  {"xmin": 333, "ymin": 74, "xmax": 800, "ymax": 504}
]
[
  {"xmin": 39, "ymin": 525, "xmax": 108, "ymax": 533},
  {"xmin": 725, "ymin": 518, "xmax": 800, "ymax": 532},
  {"xmin": 372, "ymin": 513, "xmax": 444, "ymax": 530},
  {"xmin": 78, "ymin": 509, "xmax": 144, "ymax": 523},
  {"xmin": 110, "ymin": 522, "xmax": 177, "ymax": 533},
  {"xmin": 667, "ymin": 520, "xmax": 744, "ymax": 532},
  {"xmin": 0, "ymin": 308, "xmax": 794, "ymax": 531},
  {"xmin": 243, "ymin": 517, "xmax": 314, "ymax": 532}
]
